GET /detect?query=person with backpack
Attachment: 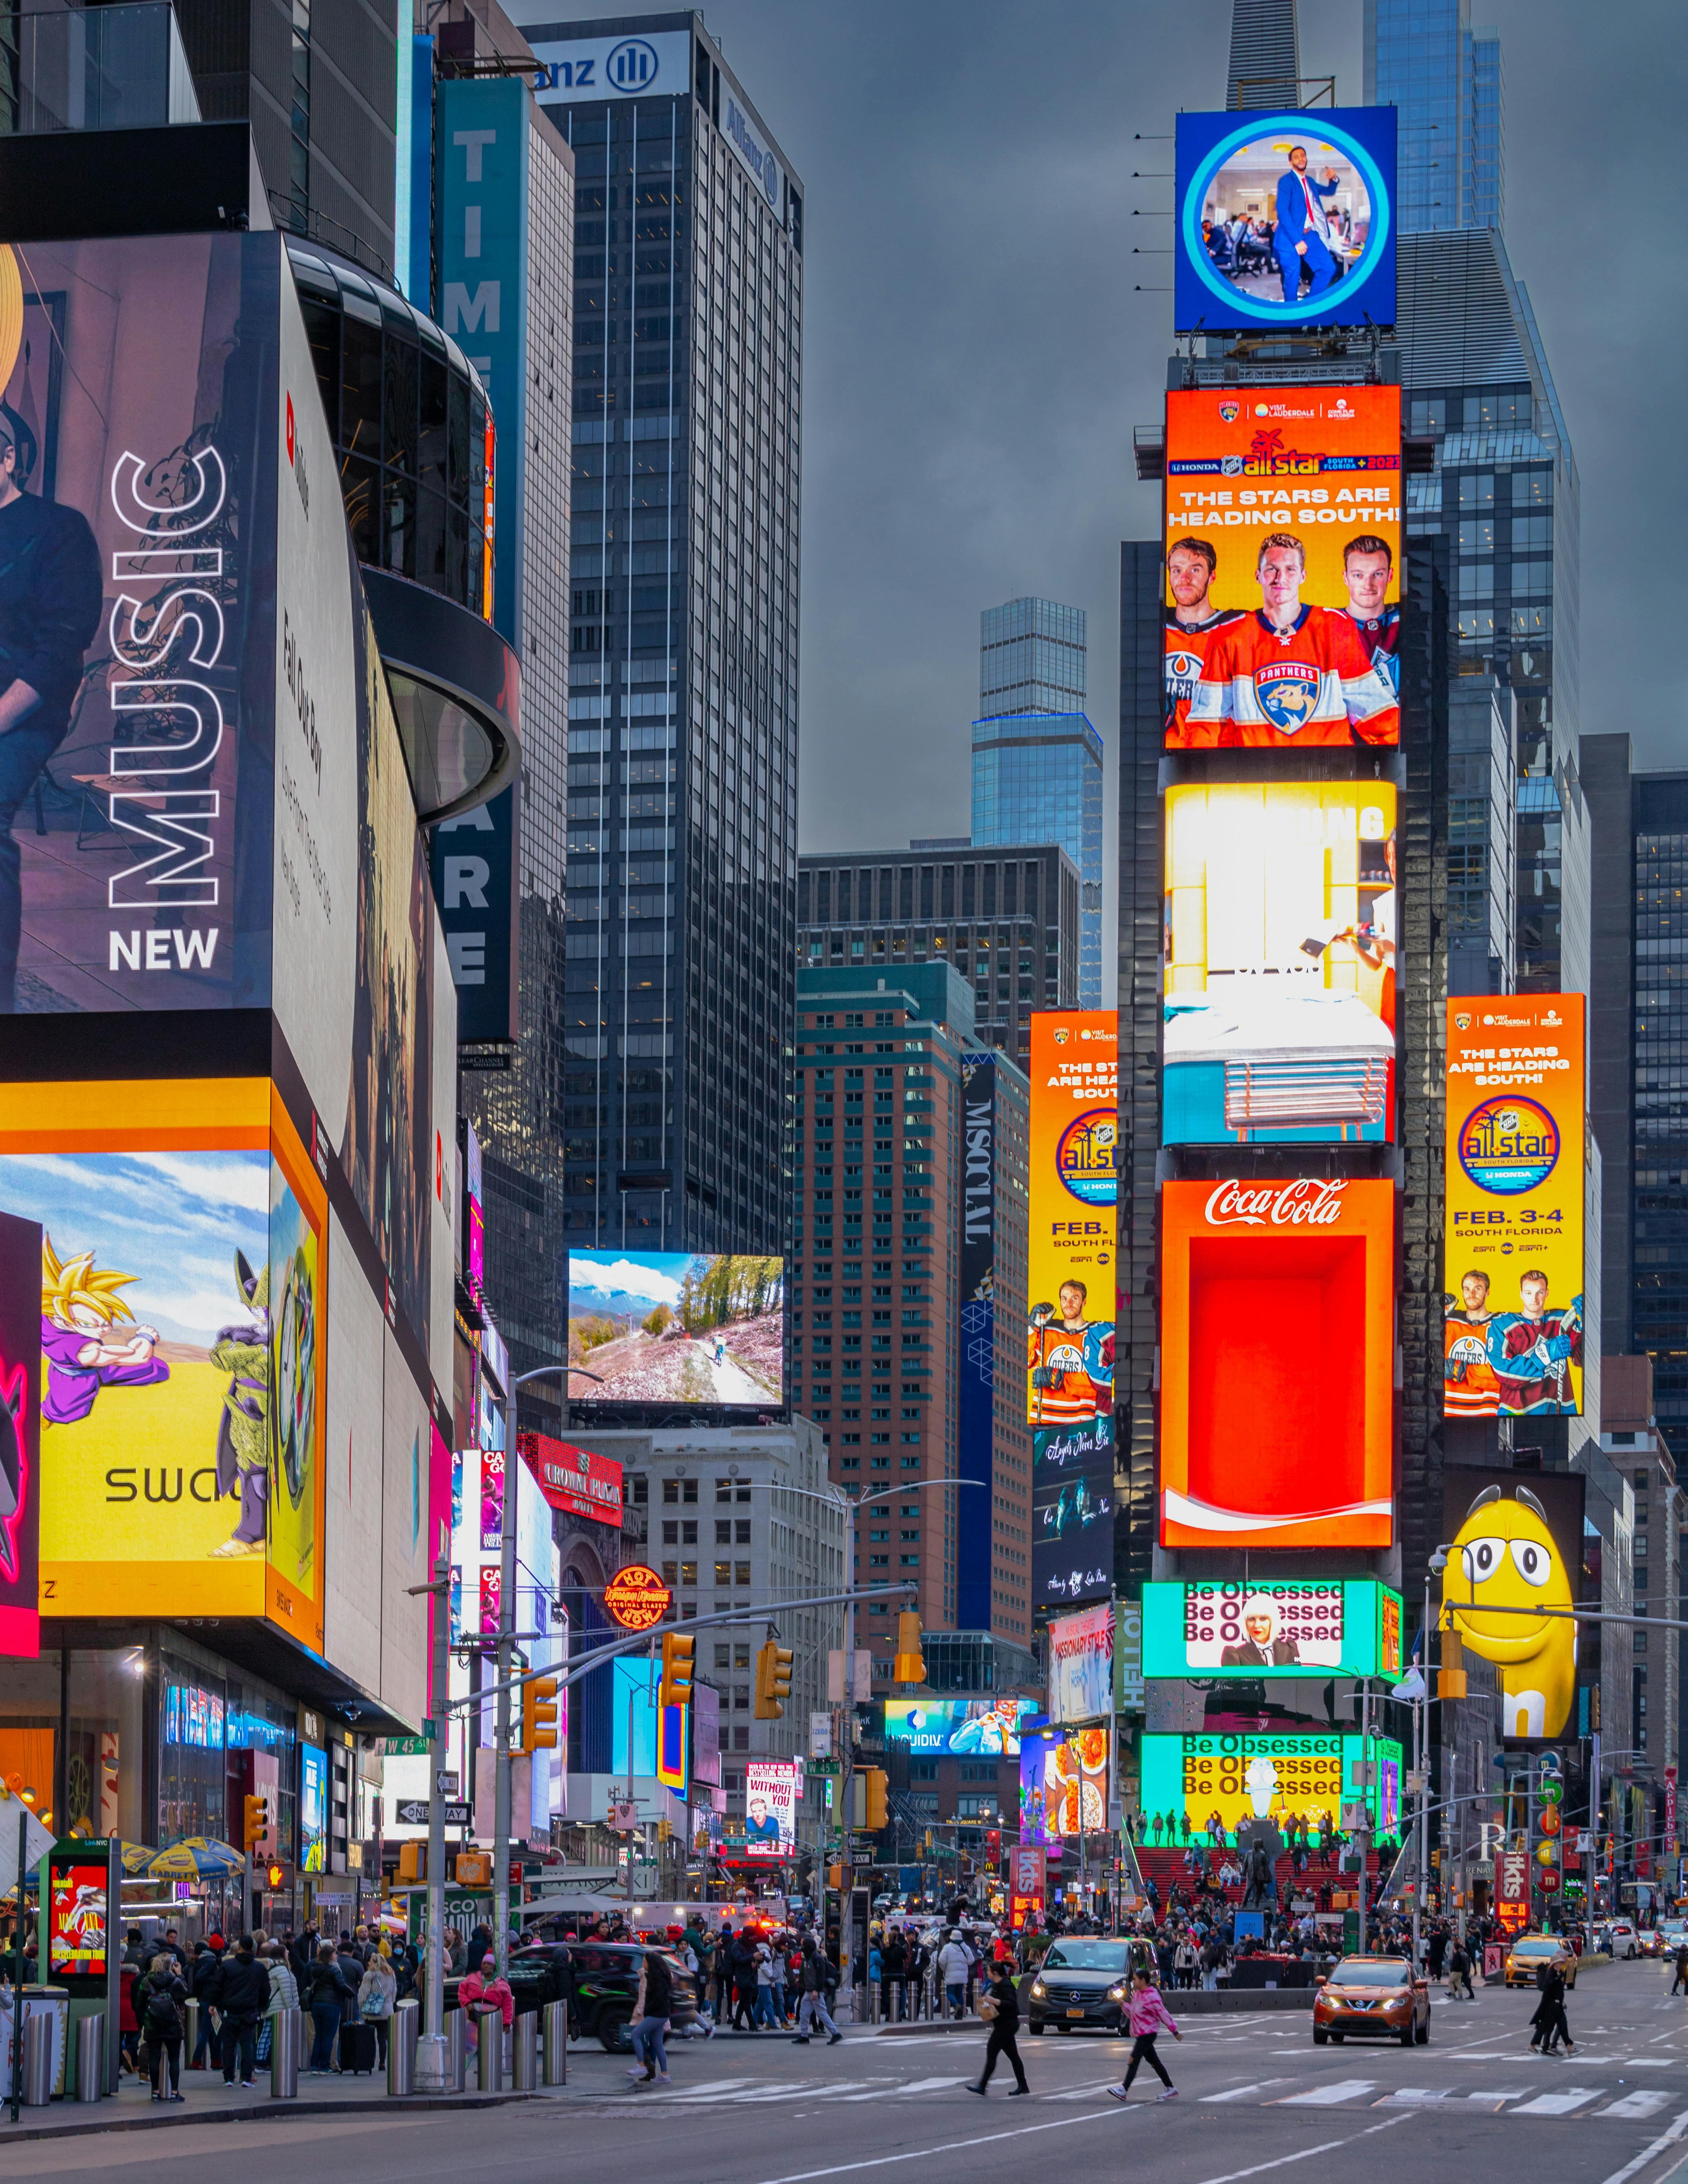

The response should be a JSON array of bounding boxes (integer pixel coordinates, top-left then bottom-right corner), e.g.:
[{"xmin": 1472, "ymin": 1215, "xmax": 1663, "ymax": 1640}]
[
  {"xmin": 357, "ymin": 1944, "xmax": 398, "ymax": 2069},
  {"xmin": 135, "ymin": 1951, "xmax": 188, "ymax": 2102},
  {"xmin": 791, "ymin": 1934, "xmax": 844, "ymax": 2045},
  {"xmin": 217, "ymin": 1936, "xmax": 271, "ymax": 2088},
  {"xmin": 627, "ymin": 1948, "xmax": 673, "ymax": 2087}
]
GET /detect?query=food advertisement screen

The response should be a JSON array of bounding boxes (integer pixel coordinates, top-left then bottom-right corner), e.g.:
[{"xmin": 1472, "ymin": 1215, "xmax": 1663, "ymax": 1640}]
[
  {"xmin": 1141, "ymin": 1579, "xmax": 1403, "ymax": 1680},
  {"xmin": 1158, "ymin": 1177, "xmax": 1395, "ymax": 1550},
  {"xmin": 1164, "ymin": 781, "xmax": 1396, "ymax": 1147},
  {"xmin": 1027, "ymin": 1012, "xmax": 1116, "ymax": 1611},
  {"xmin": 1163, "ymin": 386, "xmax": 1400, "ymax": 752},
  {"xmin": 1019, "ymin": 1724, "xmax": 1109, "ymax": 1845},
  {"xmin": 1173, "ymin": 107, "xmax": 1397, "ymax": 334},
  {"xmin": 1140, "ymin": 1732, "xmax": 1401, "ymax": 1839},
  {"xmin": 568, "ymin": 1252, "xmax": 785, "ymax": 1408},
  {"xmin": 1443, "ymin": 995, "xmax": 1584, "ymax": 1419}
]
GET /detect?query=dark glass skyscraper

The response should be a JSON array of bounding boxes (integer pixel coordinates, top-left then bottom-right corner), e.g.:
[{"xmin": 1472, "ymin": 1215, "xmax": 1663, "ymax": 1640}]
[{"xmin": 512, "ymin": 7, "xmax": 802, "ymax": 1254}]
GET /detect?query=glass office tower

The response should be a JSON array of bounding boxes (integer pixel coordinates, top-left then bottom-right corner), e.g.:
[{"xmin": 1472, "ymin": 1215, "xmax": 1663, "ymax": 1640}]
[
  {"xmin": 972, "ymin": 599, "xmax": 1101, "ymax": 1007},
  {"xmin": 513, "ymin": 9, "xmax": 802, "ymax": 1254},
  {"xmin": 1365, "ymin": 0, "xmax": 1505, "ymax": 234}
]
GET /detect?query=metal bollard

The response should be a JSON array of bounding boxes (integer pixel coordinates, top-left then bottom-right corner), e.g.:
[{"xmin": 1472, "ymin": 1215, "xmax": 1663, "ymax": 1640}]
[
  {"xmin": 21, "ymin": 2012, "xmax": 53, "ymax": 2106},
  {"xmin": 511, "ymin": 2011, "xmax": 539, "ymax": 2090},
  {"xmin": 389, "ymin": 2000, "xmax": 419, "ymax": 2097},
  {"xmin": 476, "ymin": 2013, "xmax": 502, "ymax": 2092},
  {"xmin": 74, "ymin": 2011, "xmax": 105, "ymax": 2101},
  {"xmin": 270, "ymin": 2005, "xmax": 301, "ymax": 2099},
  {"xmin": 183, "ymin": 1996, "xmax": 199, "ymax": 2068},
  {"xmin": 541, "ymin": 1999, "xmax": 567, "ymax": 2086},
  {"xmin": 446, "ymin": 2007, "xmax": 467, "ymax": 2092}
]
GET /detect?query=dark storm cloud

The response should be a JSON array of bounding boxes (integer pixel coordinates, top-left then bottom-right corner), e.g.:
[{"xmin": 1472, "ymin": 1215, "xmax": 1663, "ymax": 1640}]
[{"xmin": 601, "ymin": 0, "xmax": 1686, "ymax": 880}]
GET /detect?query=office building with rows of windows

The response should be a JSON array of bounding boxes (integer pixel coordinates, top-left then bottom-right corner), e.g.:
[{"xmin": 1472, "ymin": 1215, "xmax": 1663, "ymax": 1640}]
[
  {"xmin": 511, "ymin": 7, "xmax": 802, "ymax": 1255},
  {"xmin": 797, "ymin": 846, "xmax": 1079, "ymax": 1069}
]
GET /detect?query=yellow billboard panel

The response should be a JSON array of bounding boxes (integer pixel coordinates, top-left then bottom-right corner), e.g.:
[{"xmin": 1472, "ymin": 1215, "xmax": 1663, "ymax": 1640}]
[
  {"xmin": 1443, "ymin": 996, "xmax": 1585, "ymax": 1419},
  {"xmin": 0, "ymin": 1078, "xmax": 328, "ymax": 1644},
  {"xmin": 1027, "ymin": 1012, "xmax": 1118, "ymax": 1429}
]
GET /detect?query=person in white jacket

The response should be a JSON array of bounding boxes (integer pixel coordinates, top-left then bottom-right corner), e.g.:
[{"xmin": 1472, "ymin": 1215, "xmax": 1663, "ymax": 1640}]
[{"xmin": 937, "ymin": 1932, "xmax": 972, "ymax": 2020}]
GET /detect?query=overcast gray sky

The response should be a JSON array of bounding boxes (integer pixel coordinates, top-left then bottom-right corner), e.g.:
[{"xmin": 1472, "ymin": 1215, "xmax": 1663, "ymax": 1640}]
[{"xmin": 682, "ymin": 0, "xmax": 1688, "ymax": 918}]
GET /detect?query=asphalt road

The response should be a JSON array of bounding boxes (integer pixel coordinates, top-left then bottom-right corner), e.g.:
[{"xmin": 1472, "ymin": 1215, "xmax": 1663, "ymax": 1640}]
[{"xmin": 13, "ymin": 1958, "xmax": 1688, "ymax": 2184}]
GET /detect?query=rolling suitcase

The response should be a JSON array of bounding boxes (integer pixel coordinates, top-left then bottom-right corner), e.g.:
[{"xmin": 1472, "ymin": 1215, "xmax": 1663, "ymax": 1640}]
[{"xmin": 339, "ymin": 2017, "xmax": 378, "ymax": 2075}]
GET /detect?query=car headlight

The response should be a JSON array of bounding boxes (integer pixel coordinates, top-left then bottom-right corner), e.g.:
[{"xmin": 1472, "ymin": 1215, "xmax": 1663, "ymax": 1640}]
[
  {"xmin": 1030, "ymin": 1981, "xmax": 1046, "ymax": 1998},
  {"xmin": 1107, "ymin": 1984, "xmax": 1126, "ymax": 1999}
]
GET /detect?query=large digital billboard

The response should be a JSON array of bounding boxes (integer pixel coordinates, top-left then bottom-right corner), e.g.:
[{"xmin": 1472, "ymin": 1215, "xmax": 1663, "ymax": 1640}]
[
  {"xmin": 1164, "ymin": 782, "xmax": 1396, "ymax": 1146},
  {"xmin": 1141, "ymin": 1732, "xmax": 1401, "ymax": 1840},
  {"xmin": 567, "ymin": 1252, "xmax": 785, "ymax": 1407},
  {"xmin": 1048, "ymin": 1603, "xmax": 1115, "ymax": 1724},
  {"xmin": 1163, "ymin": 385, "xmax": 1401, "ymax": 750},
  {"xmin": 956, "ymin": 1050, "xmax": 996, "ymax": 1630},
  {"xmin": 1174, "ymin": 107, "xmax": 1397, "ymax": 334},
  {"xmin": 1142, "ymin": 1580, "xmax": 1402, "ymax": 1681},
  {"xmin": 1441, "ymin": 1469, "xmax": 1586, "ymax": 1745},
  {"xmin": 0, "ymin": 1077, "xmax": 327, "ymax": 1642},
  {"xmin": 744, "ymin": 1758, "xmax": 798, "ymax": 1858},
  {"xmin": 1020, "ymin": 1724, "xmax": 1109, "ymax": 1845},
  {"xmin": 0, "ymin": 1206, "xmax": 40, "ymax": 1657},
  {"xmin": 1028, "ymin": 1012, "xmax": 1116, "ymax": 1610},
  {"xmin": 885, "ymin": 1698, "xmax": 1037, "ymax": 1756},
  {"xmin": 1443, "ymin": 995, "xmax": 1585, "ymax": 1418},
  {"xmin": 1159, "ymin": 1177, "xmax": 1394, "ymax": 1550}
]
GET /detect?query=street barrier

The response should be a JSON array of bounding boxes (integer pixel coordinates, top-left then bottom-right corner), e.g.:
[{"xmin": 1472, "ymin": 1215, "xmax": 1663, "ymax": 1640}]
[
  {"xmin": 73, "ymin": 2011, "xmax": 104, "ymax": 2102},
  {"xmin": 511, "ymin": 2011, "xmax": 538, "ymax": 2090},
  {"xmin": 270, "ymin": 2006, "xmax": 301, "ymax": 2098},
  {"xmin": 542, "ymin": 1998, "xmax": 567, "ymax": 2086}
]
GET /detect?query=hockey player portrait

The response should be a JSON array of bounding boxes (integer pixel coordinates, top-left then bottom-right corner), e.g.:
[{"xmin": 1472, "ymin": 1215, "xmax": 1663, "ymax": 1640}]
[
  {"xmin": 1485, "ymin": 1270, "xmax": 1583, "ymax": 1417},
  {"xmin": 1027, "ymin": 1279, "xmax": 1113, "ymax": 1427},
  {"xmin": 1163, "ymin": 534, "xmax": 1240, "ymax": 747},
  {"xmin": 1341, "ymin": 532, "xmax": 1400, "ymax": 693},
  {"xmin": 1443, "ymin": 1269, "xmax": 1503, "ymax": 1419},
  {"xmin": 1183, "ymin": 532, "xmax": 1399, "ymax": 747}
]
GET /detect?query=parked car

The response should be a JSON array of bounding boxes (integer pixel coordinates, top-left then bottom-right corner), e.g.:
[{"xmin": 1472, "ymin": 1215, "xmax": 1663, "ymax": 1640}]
[
  {"xmin": 1312, "ymin": 1955, "xmax": 1430, "ymax": 2048},
  {"xmin": 1504, "ymin": 1933, "xmax": 1579, "ymax": 1989},
  {"xmin": 1025, "ymin": 1937, "xmax": 1157, "ymax": 2035},
  {"xmin": 446, "ymin": 1940, "xmax": 698, "ymax": 2053}
]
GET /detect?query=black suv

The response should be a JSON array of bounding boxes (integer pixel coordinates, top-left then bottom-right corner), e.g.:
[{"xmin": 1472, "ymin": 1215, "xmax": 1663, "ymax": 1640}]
[
  {"xmin": 1025, "ymin": 1937, "xmax": 1157, "ymax": 2035},
  {"xmin": 446, "ymin": 1940, "xmax": 698, "ymax": 2053}
]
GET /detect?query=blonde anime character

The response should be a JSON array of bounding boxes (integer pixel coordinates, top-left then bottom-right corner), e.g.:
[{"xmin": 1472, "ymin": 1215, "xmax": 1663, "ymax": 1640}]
[{"xmin": 39, "ymin": 1235, "xmax": 168, "ymax": 1426}]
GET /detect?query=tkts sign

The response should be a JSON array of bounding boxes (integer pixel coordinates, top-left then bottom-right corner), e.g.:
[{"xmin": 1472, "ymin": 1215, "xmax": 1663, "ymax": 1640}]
[{"xmin": 1495, "ymin": 1845, "xmax": 1531, "ymax": 1929}]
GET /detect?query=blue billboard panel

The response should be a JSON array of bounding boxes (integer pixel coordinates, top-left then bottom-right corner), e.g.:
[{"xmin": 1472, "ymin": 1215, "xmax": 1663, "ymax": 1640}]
[
  {"xmin": 884, "ymin": 1698, "xmax": 1039, "ymax": 1757},
  {"xmin": 1174, "ymin": 107, "xmax": 1396, "ymax": 334}
]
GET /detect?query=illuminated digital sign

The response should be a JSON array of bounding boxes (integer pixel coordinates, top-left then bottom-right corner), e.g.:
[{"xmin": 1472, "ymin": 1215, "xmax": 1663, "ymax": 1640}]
[
  {"xmin": 1142, "ymin": 1580, "xmax": 1402, "ymax": 1680},
  {"xmin": 1141, "ymin": 1731, "xmax": 1401, "ymax": 1840}
]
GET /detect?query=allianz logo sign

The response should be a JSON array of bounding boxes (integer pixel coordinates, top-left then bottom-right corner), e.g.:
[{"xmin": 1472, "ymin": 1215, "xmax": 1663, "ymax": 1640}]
[
  {"xmin": 535, "ymin": 37, "xmax": 659, "ymax": 91},
  {"xmin": 726, "ymin": 94, "xmax": 780, "ymax": 207}
]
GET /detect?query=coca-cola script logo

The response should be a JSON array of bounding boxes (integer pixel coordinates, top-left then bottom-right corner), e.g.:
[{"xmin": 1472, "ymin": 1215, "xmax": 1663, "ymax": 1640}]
[{"xmin": 1204, "ymin": 1178, "xmax": 1348, "ymax": 1228}]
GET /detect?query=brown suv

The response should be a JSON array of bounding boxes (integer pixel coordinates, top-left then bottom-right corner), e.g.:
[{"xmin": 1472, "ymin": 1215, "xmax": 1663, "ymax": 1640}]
[{"xmin": 1312, "ymin": 1955, "xmax": 1430, "ymax": 2048}]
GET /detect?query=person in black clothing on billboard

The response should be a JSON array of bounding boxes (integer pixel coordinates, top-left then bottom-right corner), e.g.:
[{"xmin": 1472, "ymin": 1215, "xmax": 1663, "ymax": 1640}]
[{"xmin": 0, "ymin": 405, "xmax": 103, "ymax": 1012}]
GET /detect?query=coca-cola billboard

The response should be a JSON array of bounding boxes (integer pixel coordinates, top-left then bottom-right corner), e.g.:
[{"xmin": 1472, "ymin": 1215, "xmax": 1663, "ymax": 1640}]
[{"xmin": 1159, "ymin": 1176, "xmax": 1396, "ymax": 1550}]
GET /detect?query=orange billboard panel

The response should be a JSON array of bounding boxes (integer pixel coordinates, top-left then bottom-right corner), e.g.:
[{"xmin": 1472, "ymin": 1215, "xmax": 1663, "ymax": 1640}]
[{"xmin": 1159, "ymin": 1177, "xmax": 1395, "ymax": 1549}]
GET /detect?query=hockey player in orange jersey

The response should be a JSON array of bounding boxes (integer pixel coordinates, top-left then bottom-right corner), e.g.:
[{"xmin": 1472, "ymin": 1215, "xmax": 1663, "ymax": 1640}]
[{"xmin": 1184, "ymin": 531, "xmax": 1399, "ymax": 747}]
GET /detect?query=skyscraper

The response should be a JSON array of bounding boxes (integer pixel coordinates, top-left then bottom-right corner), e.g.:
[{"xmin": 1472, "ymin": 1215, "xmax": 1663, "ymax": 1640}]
[
  {"xmin": 1364, "ymin": 0, "xmax": 1505, "ymax": 233},
  {"xmin": 972, "ymin": 600, "xmax": 1101, "ymax": 1008},
  {"xmin": 1226, "ymin": 0, "xmax": 1300, "ymax": 108},
  {"xmin": 509, "ymin": 8, "xmax": 802, "ymax": 1256}
]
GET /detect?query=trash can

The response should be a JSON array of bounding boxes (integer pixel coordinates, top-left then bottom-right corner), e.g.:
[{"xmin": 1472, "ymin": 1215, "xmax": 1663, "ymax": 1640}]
[
  {"xmin": 270, "ymin": 2006, "xmax": 300, "ymax": 2099},
  {"xmin": 74, "ymin": 2012, "xmax": 105, "ymax": 2102},
  {"xmin": 388, "ymin": 2001, "xmax": 419, "ymax": 2096},
  {"xmin": 511, "ymin": 2011, "xmax": 538, "ymax": 2090},
  {"xmin": 446, "ymin": 2006, "xmax": 466, "ymax": 2092},
  {"xmin": 477, "ymin": 2013, "xmax": 502, "ymax": 2092},
  {"xmin": 541, "ymin": 1998, "xmax": 567, "ymax": 2086},
  {"xmin": 22, "ymin": 2011, "xmax": 53, "ymax": 2107}
]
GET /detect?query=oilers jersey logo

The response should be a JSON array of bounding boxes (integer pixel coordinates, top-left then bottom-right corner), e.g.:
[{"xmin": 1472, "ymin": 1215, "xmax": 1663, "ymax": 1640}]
[
  {"xmin": 1445, "ymin": 1331, "xmax": 1489, "ymax": 1378},
  {"xmin": 1166, "ymin": 648, "xmax": 1203, "ymax": 703},
  {"xmin": 1253, "ymin": 660, "xmax": 1321, "ymax": 732}
]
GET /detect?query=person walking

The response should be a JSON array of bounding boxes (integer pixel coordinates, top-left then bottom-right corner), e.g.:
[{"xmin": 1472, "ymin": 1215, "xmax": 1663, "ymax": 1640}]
[
  {"xmin": 303, "ymin": 1942, "xmax": 353, "ymax": 2073},
  {"xmin": 188, "ymin": 1933, "xmax": 224, "ymax": 2070},
  {"xmin": 1529, "ymin": 1961, "xmax": 1575, "ymax": 2056},
  {"xmin": 1445, "ymin": 1938, "xmax": 1474, "ymax": 2001},
  {"xmin": 627, "ymin": 1949, "xmax": 673, "ymax": 2087},
  {"xmin": 1672, "ymin": 1938, "xmax": 1688, "ymax": 1997},
  {"xmin": 259, "ymin": 1942, "xmax": 297, "ymax": 2070},
  {"xmin": 968, "ymin": 1961, "xmax": 1028, "ymax": 2097},
  {"xmin": 1107, "ymin": 1969, "xmax": 1182, "ymax": 2101},
  {"xmin": 217, "ymin": 1935, "xmax": 271, "ymax": 2088},
  {"xmin": 792, "ymin": 1935, "xmax": 844, "ymax": 2045},
  {"xmin": 937, "ymin": 1929, "xmax": 972, "ymax": 2020},
  {"xmin": 754, "ymin": 1938, "xmax": 782, "ymax": 2029},
  {"xmin": 358, "ymin": 1944, "xmax": 398, "ymax": 2070},
  {"xmin": 135, "ymin": 1951, "xmax": 188, "ymax": 2103}
]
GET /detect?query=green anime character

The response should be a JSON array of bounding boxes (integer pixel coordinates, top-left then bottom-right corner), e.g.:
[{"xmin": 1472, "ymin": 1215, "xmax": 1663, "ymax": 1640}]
[{"xmin": 209, "ymin": 1252, "xmax": 271, "ymax": 1558}]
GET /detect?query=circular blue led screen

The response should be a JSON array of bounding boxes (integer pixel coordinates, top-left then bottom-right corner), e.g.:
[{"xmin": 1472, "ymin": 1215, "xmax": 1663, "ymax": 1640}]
[{"xmin": 1181, "ymin": 114, "xmax": 1392, "ymax": 328}]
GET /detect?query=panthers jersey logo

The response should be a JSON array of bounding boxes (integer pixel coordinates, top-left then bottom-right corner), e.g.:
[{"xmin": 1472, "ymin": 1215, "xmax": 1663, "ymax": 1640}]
[{"xmin": 1254, "ymin": 660, "xmax": 1321, "ymax": 732}]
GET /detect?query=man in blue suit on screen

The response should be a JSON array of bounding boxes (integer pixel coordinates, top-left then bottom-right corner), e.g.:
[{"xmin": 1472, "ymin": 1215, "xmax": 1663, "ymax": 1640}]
[{"xmin": 1274, "ymin": 144, "xmax": 1341, "ymax": 304}]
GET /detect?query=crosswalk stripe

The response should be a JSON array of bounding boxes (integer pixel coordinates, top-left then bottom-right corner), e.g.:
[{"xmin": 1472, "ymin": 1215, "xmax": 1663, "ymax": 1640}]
[
  {"xmin": 1202, "ymin": 2080, "xmax": 1291, "ymax": 2103},
  {"xmin": 1603, "ymin": 2092, "xmax": 1673, "ymax": 2120},
  {"xmin": 1273, "ymin": 2079, "xmax": 1377, "ymax": 2106},
  {"xmin": 1510, "ymin": 2088, "xmax": 1603, "ymax": 2115}
]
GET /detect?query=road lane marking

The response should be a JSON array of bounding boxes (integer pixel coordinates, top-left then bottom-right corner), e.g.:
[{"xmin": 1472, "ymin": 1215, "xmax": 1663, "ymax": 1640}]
[
  {"xmin": 749, "ymin": 2100, "xmax": 1138, "ymax": 2184},
  {"xmin": 1596, "ymin": 2105, "xmax": 1688, "ymax": 2184},
  {"xmin": 1272, "ymin": 2079, "xmax": 1377, "ymax": 2106},
  {"xmin": 1373, "ymin": 2088, "xmax": 1450, "ymax": 2105},
  {"xmin": 1606, "ymin": 2092, "xmax": 1674, "ymax": 2120},
  {"xmin": 1188, "ymin": 2112, "xmax": 1412, "ymax": 2184},
  {"xmin": 1201, "ymin": 2079, "xmax": 1291, "ymax": 2102},
  {"xmin": 1511, "ymin": 2088, "xmax": 1604, "ymax": 2114}
]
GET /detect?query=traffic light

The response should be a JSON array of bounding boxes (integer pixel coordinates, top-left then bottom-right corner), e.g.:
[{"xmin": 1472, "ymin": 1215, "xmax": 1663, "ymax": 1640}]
[
  {"xmin": 265, "ymin": 1861, "xmax": 285, "ymax": 1891},
  {"xmin": 455, "ymin": 1851, "xmax": 491, "ymax": 1886},
  {"xmin": 521, "ymin": 1674, "xmax": 560, "ymax": 1754},
  {"xmin": 398, "ymin": 1840, "xmax": 426, "ymax": 1882},
  {"xmin": 660, "ymin": 1631, "xmax": 696, "ymax": 1710},
  {"xmin": 755, "ymin": 1640, "xmax": 794, "ymax": 1718},
  {"xmin": 863, "ymin": 1767, "xmax": 889, "ymax": 1830},
  {"xmin": 1437, "ymin": 1627, "xmax": 1467, "ymax": 1702},
  {"xmin": 893, "ymin": 1611, "xmax": 925, "ymax": 1684},
  {"xmin": 242, "ymin": 1793, "xmax": 272, "ymax": 1854}
]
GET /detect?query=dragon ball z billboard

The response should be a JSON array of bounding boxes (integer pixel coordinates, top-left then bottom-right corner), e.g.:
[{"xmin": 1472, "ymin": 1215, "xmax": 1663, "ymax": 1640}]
[{"xmin": 0, "ymin": 1076, "xmax": 327, "ymax": 1645}]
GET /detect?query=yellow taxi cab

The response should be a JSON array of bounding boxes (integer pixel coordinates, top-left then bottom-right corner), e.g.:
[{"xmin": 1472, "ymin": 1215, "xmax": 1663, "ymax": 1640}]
[
  {"xmin": 1504, "ymin": 1932, "xmax": 1578, "ymax": 1989},
  {"xmin": 1312, "ymin": 1955, "xmax": 1430, "ymax": 2048}
]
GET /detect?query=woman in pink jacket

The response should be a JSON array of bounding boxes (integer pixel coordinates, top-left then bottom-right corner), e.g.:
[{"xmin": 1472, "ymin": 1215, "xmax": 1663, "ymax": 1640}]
[{"xmin": 1108, "ymin": 1969, "xmax": 1181, "ymax": 2101}]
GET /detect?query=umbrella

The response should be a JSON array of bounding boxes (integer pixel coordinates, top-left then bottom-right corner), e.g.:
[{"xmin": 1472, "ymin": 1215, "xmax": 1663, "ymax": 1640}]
[
  {"xmin": 147, "ymin": 1838, "xmax": 245, "ymax": 1879},
  {"xmin": 120, "ymin": 1842, "xmax": 156, "ymax": 1875}
]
